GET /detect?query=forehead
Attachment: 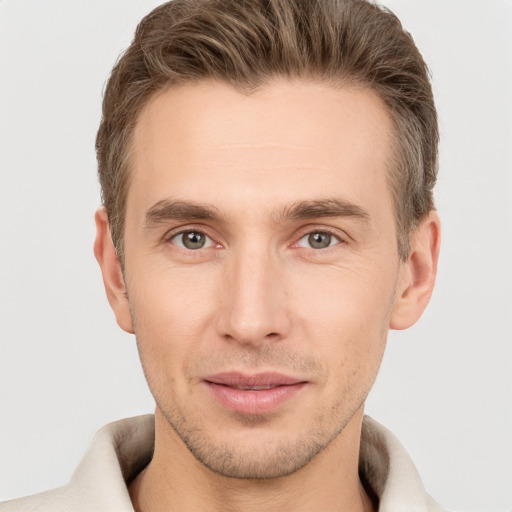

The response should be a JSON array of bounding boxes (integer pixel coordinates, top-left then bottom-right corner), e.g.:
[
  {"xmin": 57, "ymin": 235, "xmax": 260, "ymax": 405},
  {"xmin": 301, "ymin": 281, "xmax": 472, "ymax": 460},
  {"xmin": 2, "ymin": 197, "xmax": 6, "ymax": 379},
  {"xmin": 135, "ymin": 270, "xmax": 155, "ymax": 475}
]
[{"xmin": 128, "ymin": 79, "xmax": 394, "ymax": 220}]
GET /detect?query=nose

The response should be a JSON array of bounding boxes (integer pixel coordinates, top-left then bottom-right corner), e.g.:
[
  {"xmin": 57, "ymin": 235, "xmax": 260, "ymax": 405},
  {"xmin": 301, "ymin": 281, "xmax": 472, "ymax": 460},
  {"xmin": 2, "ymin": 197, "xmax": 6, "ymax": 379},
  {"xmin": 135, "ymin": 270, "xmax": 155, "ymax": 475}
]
[{"xmin": 216, "ymin": 243, "xmax": 291, "ymax": 346}]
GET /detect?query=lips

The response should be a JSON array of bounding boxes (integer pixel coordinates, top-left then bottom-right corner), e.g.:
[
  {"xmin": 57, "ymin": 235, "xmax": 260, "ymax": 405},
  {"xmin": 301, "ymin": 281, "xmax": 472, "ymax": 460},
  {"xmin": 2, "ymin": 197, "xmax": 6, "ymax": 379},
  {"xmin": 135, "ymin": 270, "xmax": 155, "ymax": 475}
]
[{"xmin": 204, "ymin": 372, "xmax": 307, "ymax": 415}]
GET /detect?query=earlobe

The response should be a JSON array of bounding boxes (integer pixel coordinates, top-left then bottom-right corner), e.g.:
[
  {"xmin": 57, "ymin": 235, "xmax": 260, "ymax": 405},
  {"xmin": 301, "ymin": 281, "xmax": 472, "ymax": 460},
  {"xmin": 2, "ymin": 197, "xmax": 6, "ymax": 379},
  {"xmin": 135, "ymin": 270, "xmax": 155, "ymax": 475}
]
[
  {"xmin": 390, "ymin": 211, "xmax": 441, "ymax": 330},
  {"xmin": 93, "ymin": 207, "xmax": 134, "ymax": 334}
]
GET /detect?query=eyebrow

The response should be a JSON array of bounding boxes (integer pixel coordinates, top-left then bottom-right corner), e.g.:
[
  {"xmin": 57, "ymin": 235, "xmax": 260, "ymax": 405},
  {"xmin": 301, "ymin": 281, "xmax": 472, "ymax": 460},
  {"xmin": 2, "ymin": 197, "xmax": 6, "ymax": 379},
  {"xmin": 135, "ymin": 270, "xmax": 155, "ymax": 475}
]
[
  {"xmin": 276, "ymin": 198, "xmax": 370, "ymax": 224},
  {"xmin": 145, "ymin": 200, "xmax": 223, "ymax": 226},
  {"xmin": 144, "ymin": 197, "xmax": 370, "ymax": 227}
]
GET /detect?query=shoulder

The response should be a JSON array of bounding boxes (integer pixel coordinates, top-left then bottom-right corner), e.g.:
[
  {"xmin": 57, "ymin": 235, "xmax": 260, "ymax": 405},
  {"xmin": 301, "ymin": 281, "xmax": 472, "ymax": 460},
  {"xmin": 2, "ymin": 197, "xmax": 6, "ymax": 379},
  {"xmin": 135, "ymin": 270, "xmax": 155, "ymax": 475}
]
[
  {"xmin": 0, "ymin": 486, "xmax": 81, "ymax": 512},
  {"xmin": 361, "ymin": 416, "xmax": 450, "ymax": 512},
  {"xmin": 0, "ymin": 415, "xmax": 154, "ymax": 512}
]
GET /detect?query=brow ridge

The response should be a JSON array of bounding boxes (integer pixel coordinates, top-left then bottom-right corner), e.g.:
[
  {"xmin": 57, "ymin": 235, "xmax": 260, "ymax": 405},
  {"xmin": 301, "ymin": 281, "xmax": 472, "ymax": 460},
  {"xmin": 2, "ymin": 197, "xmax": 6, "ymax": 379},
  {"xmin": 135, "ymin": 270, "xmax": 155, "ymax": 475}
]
[
  {"xmin": 144, "ymin": 197, "xmax": 369, "ymax": 227},
  {"xmin": 145, "ymin": 200, "xmax": 222, "ymax": 225},
  {"xmin": 276, "ymin": 198, "xmax": 370, "ymax": 223}
]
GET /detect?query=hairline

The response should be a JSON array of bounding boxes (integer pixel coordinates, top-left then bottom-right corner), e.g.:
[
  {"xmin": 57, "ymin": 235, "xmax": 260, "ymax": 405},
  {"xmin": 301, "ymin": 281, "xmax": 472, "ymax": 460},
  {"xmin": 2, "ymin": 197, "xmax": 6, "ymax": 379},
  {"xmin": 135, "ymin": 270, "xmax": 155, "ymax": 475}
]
[{"xmin": 112, "ymin": 76, "xmax": 422, "ymax": 264}]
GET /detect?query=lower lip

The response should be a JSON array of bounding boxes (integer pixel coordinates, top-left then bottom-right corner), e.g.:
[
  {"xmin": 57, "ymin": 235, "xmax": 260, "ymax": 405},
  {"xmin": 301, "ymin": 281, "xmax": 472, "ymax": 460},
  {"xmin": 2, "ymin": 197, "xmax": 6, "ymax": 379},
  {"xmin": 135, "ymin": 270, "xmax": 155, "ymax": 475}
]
[{"xmin": 205, "ymin": 382, "xmax": 306, "ymax": 415}]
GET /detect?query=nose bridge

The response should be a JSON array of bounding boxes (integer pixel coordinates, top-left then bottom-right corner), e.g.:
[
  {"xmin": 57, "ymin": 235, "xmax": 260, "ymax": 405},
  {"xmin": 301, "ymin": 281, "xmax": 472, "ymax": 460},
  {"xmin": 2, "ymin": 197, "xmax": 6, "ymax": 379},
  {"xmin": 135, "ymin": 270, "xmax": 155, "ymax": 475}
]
[{"xmin": 218, "ymin": 238, "xmax": 289, "ymax": 344}]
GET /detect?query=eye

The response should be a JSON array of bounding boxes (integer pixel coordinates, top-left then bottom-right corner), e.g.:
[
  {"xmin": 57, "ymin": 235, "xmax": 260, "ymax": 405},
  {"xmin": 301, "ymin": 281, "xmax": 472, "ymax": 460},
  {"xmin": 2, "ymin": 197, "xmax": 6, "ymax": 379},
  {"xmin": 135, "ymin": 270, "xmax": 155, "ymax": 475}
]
[
  {"xmin": 169, "ymin": 230, "xmax": 216, "ymax": 250},
  {"xmin": 296, "ymin": 231, "xmax": 340, "ymax": 250}
]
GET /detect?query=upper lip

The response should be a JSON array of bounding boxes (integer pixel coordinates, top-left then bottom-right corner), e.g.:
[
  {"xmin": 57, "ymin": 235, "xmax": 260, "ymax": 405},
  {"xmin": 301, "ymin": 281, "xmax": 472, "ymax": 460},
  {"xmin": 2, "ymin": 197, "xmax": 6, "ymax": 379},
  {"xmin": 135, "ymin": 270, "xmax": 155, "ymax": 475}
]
[{"xmin": 204, "ymin": 372, "xmax": 305, "ymax": 389}]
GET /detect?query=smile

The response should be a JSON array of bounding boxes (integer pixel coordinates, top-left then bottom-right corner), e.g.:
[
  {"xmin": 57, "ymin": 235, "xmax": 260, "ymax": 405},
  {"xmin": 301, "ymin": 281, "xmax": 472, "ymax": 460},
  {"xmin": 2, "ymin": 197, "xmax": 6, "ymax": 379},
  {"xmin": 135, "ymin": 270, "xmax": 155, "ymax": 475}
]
[
  {"xmin": 231, "ymin": 385, "xmax": 279, "ymax": 390},
  {"xmin": 204, "ymin": 372, "xmax": 307, "ymax": 415}
]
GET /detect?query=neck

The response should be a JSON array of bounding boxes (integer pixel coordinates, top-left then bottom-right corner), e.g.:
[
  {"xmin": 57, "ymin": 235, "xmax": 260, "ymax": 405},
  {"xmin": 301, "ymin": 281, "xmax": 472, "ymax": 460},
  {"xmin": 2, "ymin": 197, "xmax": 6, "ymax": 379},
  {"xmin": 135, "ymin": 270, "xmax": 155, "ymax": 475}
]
[{"xmin": 129, "ymin": 408, "xmax": 376, "ymax": 512}]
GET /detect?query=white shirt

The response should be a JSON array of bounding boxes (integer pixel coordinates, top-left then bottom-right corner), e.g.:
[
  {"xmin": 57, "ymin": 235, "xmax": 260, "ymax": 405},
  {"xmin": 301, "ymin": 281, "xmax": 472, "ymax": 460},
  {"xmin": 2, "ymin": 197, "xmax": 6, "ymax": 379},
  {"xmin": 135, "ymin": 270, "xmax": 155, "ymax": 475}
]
[{"xmin": 0, "ymin": 415, "xmax": 447, "ymax": 511}]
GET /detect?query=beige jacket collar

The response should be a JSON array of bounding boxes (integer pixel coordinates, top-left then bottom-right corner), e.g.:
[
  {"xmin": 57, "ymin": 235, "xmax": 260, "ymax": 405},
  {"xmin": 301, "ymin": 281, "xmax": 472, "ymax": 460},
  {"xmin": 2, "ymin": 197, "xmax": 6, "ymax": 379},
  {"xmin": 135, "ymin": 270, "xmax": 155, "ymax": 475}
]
[{"xmin": 2, "ymin": 414, "xmax": 446, "ymax": 511}]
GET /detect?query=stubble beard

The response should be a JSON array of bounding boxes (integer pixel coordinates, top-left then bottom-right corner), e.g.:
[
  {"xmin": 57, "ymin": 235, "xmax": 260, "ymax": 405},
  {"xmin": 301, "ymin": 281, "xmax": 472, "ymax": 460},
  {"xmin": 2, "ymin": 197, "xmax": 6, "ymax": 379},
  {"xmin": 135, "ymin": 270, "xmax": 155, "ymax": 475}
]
[
  {"xmin": 153, "ymin": 386, "xmax": 367, "ymax": 480},
  {"xmin": 131, "ymin": 308, "xmax": 381, "ymax": 481}
]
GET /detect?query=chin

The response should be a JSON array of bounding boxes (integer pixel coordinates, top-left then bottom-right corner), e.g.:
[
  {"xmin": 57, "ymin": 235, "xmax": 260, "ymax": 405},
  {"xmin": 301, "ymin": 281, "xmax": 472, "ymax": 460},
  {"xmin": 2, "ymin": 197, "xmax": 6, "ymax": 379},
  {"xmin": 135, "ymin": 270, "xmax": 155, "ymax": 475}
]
[{"xmin": 160, "ymin": 404, "xmax": 357, "ymax": 480}]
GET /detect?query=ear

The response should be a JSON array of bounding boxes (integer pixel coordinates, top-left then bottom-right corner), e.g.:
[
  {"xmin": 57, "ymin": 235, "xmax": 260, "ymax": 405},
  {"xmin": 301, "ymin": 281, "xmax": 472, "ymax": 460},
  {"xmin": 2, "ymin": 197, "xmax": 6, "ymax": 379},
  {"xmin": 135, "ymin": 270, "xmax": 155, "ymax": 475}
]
[
  {"xmin": 390, "ymin": 211, "xmax": 441, "ymax": 330},
  {"xmin": 93, "ymin": 207, "xmax": 134, "ymax": 334}
]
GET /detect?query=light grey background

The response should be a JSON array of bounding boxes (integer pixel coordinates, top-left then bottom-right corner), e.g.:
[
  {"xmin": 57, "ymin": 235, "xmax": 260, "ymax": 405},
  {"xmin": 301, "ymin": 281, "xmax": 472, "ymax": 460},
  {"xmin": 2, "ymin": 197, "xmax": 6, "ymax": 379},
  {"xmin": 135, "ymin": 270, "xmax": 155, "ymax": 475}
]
[{"xmin": 1, "ymin": 1, "xmax": 511, "ymax": 510}]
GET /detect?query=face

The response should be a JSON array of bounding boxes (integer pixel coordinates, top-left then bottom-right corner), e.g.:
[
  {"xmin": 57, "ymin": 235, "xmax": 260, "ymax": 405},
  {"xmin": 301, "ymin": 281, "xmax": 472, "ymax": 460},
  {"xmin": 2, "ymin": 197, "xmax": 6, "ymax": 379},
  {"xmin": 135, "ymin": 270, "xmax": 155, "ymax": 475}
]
[{"xmin": 120, "ymin": 80, "xmax": 405, "ymax": 478}]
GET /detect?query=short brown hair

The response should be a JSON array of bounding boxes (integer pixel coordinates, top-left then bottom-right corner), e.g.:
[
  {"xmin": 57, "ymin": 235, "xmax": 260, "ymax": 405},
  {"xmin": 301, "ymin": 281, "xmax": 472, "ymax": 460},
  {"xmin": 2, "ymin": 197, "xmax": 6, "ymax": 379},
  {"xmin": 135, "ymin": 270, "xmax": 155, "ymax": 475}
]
[{"xmin": 96, "ymin": 0, "xmax": 438, "ymax": 262}]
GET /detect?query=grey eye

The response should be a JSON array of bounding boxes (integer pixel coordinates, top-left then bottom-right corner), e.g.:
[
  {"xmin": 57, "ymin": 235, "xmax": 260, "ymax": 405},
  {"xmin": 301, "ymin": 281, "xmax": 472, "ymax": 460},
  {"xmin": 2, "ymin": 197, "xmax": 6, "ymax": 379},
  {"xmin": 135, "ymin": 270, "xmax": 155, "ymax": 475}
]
[
  {"xmin": 171, "ymin": 231, "xmax": 211, "ymax": 250},
  {"xmin": 297, "ymin": 231, "xmax": 339, "ymax": 249},
  {"xmin": 308, "ymin": 232, "xmax": 332, "ymax": 249}
]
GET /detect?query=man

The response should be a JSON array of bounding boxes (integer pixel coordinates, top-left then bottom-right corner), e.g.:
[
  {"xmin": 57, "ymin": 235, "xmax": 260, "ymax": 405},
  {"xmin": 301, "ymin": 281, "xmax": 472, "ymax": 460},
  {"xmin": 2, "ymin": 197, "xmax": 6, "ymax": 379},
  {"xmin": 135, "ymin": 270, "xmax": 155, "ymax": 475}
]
[{"xmin": 1, "ymin": 0, "xmax": 444, "ymax": 510}]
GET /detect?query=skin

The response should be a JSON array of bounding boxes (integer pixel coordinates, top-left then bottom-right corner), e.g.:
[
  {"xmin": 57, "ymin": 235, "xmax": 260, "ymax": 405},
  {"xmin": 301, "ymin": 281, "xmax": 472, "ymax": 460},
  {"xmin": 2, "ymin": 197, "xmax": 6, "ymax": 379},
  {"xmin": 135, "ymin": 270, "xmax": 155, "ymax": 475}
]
[{"xmin": 95, "ymin": 79, "xmax": 440, "ymax": 512}]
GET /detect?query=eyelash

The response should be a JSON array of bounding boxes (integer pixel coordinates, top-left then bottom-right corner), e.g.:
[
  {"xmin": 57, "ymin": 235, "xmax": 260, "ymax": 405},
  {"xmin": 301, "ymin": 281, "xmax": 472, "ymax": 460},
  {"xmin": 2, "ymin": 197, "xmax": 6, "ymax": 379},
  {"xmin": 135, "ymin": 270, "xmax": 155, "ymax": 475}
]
[
  {"xmin": 163, "ymin": 226, "xmax": 346, "ymax": 253},
  {"xmin": 164, "ymin": 227, "xmax": 220, "ymax": 251},
  {"xmin": 292, "ymin": 227, "xmax": 345, "ymax": 251}
]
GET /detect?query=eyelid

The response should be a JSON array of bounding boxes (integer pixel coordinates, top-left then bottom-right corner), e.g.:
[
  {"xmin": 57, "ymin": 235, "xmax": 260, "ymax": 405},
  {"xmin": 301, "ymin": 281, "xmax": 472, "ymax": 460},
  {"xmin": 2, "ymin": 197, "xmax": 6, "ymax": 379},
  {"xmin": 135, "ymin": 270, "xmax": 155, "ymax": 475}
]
[
  {"xmin": 161, "ymin": 223, "xmax": 349, "ymax": 250},
  {"xmin": 291, "ymin": 225, "xmax": 348, "ymax": 247},
  {"xmin": 163, "ymin": 225, "xmax": 222, "ymax": 249}
]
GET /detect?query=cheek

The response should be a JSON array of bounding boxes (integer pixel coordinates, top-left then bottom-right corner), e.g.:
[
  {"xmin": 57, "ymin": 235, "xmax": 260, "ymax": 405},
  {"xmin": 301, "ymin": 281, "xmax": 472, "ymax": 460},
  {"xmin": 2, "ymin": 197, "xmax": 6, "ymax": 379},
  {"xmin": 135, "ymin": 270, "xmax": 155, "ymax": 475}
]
[
  {"xmin": 293, "ymin": 261, "xmax": 396, "ymax": 327},
  {"xmin": 126, "ymin": 263, "xmax": 221, "ymax": 372},
  {"xmin": 290, "ymin": 263, "xmax": 395, "ymax": 368}
]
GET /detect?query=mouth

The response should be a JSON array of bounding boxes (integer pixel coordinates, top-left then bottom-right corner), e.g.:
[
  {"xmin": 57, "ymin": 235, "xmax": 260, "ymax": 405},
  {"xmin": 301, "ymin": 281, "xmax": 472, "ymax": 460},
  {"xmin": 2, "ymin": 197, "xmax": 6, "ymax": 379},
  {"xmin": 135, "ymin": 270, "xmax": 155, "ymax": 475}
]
[
  {"xmin": 203, "ymin": 372, "xmax": 307, "ymax": 415},
  {"xmin": 227, "ymin": 384, "xmax": 281, "ymax": 390}
]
